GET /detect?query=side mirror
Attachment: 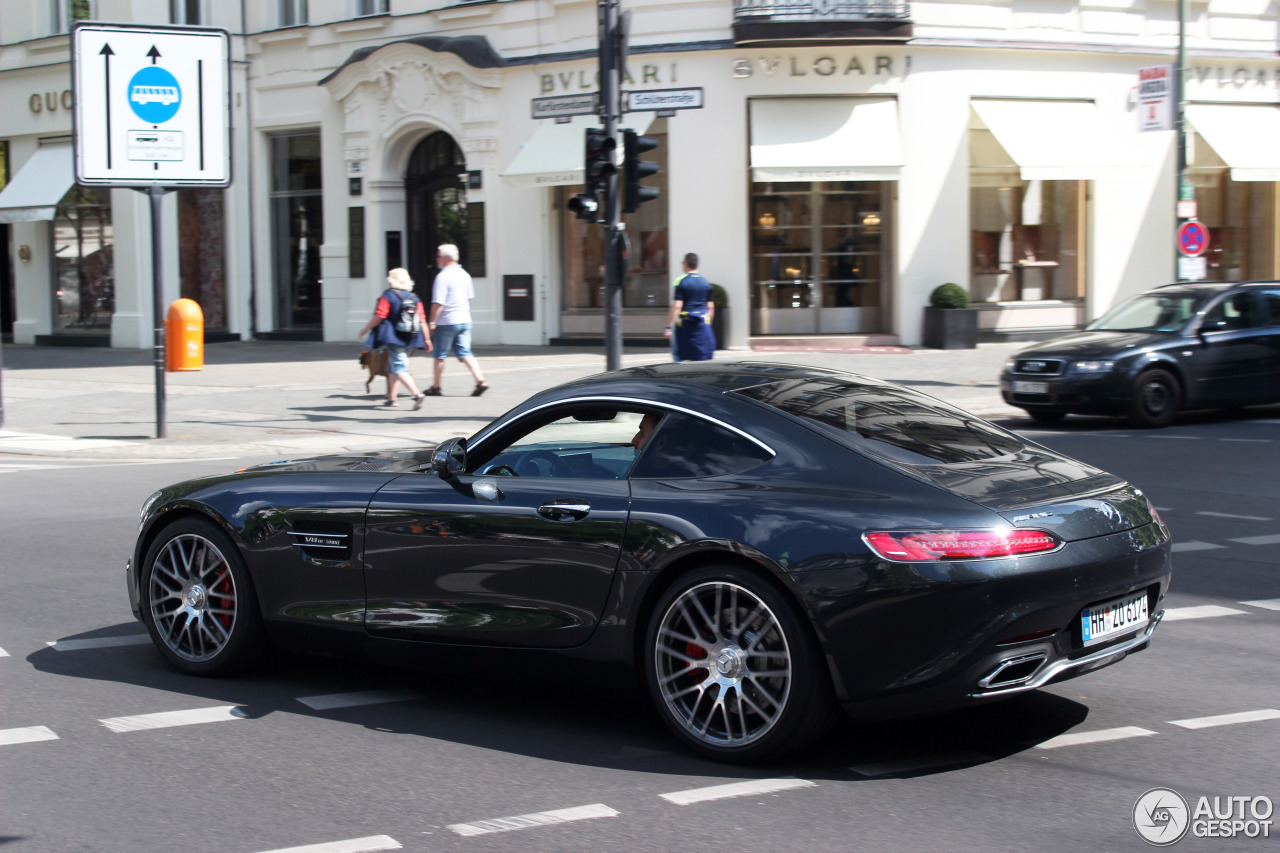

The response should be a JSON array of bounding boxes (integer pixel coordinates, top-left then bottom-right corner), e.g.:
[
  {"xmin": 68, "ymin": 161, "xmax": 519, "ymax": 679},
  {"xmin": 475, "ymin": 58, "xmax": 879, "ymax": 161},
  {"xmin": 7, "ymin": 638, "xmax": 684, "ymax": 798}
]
[{"xmin": 431, "ymin": 437, "xmax": 467, "ymax": 478}]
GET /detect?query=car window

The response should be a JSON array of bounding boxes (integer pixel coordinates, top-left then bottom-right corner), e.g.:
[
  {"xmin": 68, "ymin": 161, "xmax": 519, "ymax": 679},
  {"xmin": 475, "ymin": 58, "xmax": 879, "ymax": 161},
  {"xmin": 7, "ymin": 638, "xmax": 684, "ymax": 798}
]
[
  {"xmin": 630, "ymin": 412, "xmax": 772, "ymax": 479},
  {"xmin": 1202, "ymin": 293, "xmax": 1262, "ymax": 332},
  {"xmin": 1260, "ymin": 290, "xmax": 1280, "ymax": 326},
  {"xmin": 735, "ymin": 378, "xmax": 1024, "ymax": 465},
  {"xmin": 1086, "ymin": 290, "xmax": 1213, "ymax": 332},
  {"xmin": 472, "ymin": 408, "xmax": 646, "ymax": 479}
]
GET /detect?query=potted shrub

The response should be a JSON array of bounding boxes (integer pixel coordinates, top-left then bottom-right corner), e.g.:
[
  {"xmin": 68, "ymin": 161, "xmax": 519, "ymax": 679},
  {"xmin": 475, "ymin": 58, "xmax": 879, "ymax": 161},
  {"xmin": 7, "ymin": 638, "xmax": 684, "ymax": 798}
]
[
  {"xmin": 709, "ymin": 283, "xmax": 728, "ymax": 350},
  {"xmin": 923, "ymin": 283, "xmax": 978, "ymax": 349}
]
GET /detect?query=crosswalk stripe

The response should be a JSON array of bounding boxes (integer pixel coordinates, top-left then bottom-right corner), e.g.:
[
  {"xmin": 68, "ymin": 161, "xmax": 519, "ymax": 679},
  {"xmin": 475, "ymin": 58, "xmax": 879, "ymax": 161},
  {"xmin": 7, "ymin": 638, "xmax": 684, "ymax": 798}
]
[
  {"xmin": 1240, "ymin": 598, "xmax": 1280, "ymax": 611},
  {"xmin": 254, "ymin": 836, "xmax": 402, "ymax": 853},
  {"xmin": 100, "ymin": 705, "xmax": 248, "ymax": 733},
  {"xmin": 1171, "ymin": 541, "xmax": 1227, "ymax": 553},
  {"xmin": 48, "ymin": 635, "xmax": 151, "ymax": 652},
  {"xmin": 296, "ymin": 689, "xmax": 420, "ymax": 711},
  {"xmin": 0, "ymin": 726, "xmax": 59, "ymax": 746},
  {"xmin": 659, "ymin": 777, "xmax": 816, "ymax": 805},
  {"xmin": 1163, "ymin": 605, "xmax": 1248, "ymax": 621},
  {"xmin": 1229, "ymin": 534, "xmax": 1280, "ymax": 546},
  {"xmin": 1168, "ymin": 709, "xmax": 1280, "ymax": 730},
  {"xmin": 1036, "ymin": 726, "xmax": 1157, "ymax": 749},
  {"xmin": 447, "ymin": 804, "xmax": 619, "ymax": 836}
]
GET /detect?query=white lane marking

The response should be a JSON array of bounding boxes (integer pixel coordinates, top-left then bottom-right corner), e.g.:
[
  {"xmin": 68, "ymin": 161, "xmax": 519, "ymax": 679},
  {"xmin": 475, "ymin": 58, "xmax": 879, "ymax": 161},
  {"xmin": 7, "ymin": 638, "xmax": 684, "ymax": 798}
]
[
  {"xmin": 1168, "ymin": 709, "xmax": 1280, "ymax": 730},
  {"xmin": 0, "ymin": 647, "xmax": 8, "ymax": 657},
  {"xmin": 48, "ymin": 634, "xmax": 151, "ymax": 652},
  {"xmin": 447, "ymin": 804, "xmax": 619, "ymax": 837},
  {"xmin": 1036, "ymin": 726, "xmax": 1157, "ymax": 749},
  {"xmin": 100, "ymin": 705, "xmax": 248, "ymax": 733},
  {"xmin": 1149, "ymin": 435, "xmax": 1201, "ymax": 440},
  {"xmin": 296, "ymin": 689, "xmax": 420, "ymax": 711},
  {"xmin": 1197, "ymin": 511, "xmax": 1272, "ymax": 521},
  {"xmin": 849, "ymin": 752, "xmax": 989, "ymax": 778},
  {"xmin": 1171, "ymin": 541, "xmax": 1227, "ymax": 553},
  {"xmin": 1220, "ymin": 438, "xmax": 1271, "ymax": 443},
  {"xmin": 0, "ymin": 726, "xmax": 59, "ymax": 747},
  {"xmin": 1163, "ymin": 605, "xmax": 1248, "ymax": 622},
  {"xmin": 1240, "ymin": 598, "xmax": 1280, "ymax": 611},
  {"xmin": 659, "ymin": 777, "xmax": 816, "ymax": 806},
  {"xmin": 254, "ymin": 836, "xmax": 402, "ymax": 853},
  {"xmin": 1230, "ymin": 534, "xmax": 1280, "ymax": 546}
]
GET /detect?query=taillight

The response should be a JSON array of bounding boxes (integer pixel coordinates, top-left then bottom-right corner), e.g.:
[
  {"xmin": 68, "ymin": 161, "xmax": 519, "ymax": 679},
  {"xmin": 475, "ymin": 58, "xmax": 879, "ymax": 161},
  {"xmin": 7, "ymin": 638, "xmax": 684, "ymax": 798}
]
[{"xmin": 864, "ymin": 529, "xmax": 1060, "ymax": 561}]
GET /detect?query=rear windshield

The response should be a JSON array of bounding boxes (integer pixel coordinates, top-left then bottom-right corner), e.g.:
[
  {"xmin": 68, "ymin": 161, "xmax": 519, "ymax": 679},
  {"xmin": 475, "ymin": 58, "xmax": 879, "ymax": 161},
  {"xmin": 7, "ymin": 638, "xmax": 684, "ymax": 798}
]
[{"xmin": 735, "ymin": 378, "xmax": 1024, "ymax": 465}]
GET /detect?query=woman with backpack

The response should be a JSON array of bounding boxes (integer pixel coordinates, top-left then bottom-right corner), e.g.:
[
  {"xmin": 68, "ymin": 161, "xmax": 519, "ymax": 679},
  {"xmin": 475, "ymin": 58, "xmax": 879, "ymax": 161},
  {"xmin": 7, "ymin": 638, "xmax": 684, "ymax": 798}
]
[{"xmin": 358, "ymin": 268, "xmax": 433, "ymax": 409}]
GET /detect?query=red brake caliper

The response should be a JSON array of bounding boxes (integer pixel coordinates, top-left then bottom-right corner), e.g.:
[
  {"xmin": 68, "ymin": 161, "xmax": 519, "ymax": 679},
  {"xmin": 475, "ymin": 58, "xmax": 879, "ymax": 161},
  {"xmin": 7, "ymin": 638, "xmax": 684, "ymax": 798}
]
[
  {"xmin": 214, "ymin": 567, "xmax": 233, "ymax": 629},
  {"xmin": 685, "ymin": 642, "xmax": 708, "ymax": 682}
]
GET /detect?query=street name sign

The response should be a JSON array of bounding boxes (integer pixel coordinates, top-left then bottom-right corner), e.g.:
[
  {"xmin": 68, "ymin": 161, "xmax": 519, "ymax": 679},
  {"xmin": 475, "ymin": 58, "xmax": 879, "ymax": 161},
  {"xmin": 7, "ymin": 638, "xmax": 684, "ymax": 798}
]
[
  {"xmin": 532, "ymin": 93, "xmax": 600, "ymax": 120},
  {"xmin": 625, "ymin": 87, "xmax": 703, "ymax": 112},
  {"xmin": 72, "ymin": 23, "xmax": 231, "ymax": 187}
]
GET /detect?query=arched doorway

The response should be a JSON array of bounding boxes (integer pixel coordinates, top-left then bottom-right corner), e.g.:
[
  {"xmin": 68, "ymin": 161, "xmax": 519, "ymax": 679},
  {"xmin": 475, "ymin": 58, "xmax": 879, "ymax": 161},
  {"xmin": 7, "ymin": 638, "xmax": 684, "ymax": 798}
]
[{"xmin": 405, "ymin": 131, "xmax": 467, "ymax": 300}]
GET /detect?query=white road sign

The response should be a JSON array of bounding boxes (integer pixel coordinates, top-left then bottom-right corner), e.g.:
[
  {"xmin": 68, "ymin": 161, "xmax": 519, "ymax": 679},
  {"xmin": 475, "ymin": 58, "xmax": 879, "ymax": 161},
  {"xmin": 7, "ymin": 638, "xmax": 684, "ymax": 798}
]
[
  {"xmin": 1137, "ymin": 65, "xmax": 1174, "ymax": 133},
  {"xmin": 532, "ymin": 93, "xmax": 600, "ymax": 120},
  {"xmin": 625, "ymin": 88, "xmax": 703, "ymax": 112},
  {"xmin": 72, "ymin": 23, "xmax": 231, "ymax": 186}
]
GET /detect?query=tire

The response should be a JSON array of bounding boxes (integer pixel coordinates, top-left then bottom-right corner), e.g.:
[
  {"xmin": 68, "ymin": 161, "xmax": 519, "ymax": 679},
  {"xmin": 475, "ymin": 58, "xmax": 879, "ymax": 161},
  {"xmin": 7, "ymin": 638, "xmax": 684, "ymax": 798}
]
[
  {"xmin": 140, "ymin": 516, "xmax": 265, "ymax": 675},
  {"xmin": 1128, "ymin": 368, "xmax": 1181, "ymax": 429},
  {"xmin": 1027, "ymin": 409, "xmax": 1067, "ymax": 425},
  {"xmin": 643, "ymin": 564, "xmax": 838, "ymax": 763}
]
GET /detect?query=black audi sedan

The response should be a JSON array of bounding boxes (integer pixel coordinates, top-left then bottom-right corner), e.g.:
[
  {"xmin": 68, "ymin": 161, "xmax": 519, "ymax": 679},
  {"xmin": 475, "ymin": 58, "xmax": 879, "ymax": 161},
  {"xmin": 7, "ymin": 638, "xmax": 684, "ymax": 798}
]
[
  {"xmin": 1001, "ymin": 280, "xmax": 1280, "ymax": 427},
  {"xmin": 128, "ymin": 362, "xmax": 1170, "ymax": 762}
]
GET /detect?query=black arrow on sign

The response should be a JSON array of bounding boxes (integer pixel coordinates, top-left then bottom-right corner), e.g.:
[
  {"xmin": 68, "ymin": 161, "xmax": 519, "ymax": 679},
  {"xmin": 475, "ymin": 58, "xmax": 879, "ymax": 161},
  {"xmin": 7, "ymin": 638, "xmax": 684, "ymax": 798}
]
[
  {"xmin": 147, "ymin": 45, "xmax": 161, "ymax": 64},
  {"xmin": 100, "ymin": 43, "xmax": 114, "ymax": 169}
]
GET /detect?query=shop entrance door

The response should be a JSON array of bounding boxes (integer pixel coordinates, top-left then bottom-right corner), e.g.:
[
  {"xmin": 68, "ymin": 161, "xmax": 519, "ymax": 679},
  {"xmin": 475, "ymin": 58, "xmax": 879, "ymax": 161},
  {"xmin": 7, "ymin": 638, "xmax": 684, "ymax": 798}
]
[
  {"xmin": 405, "ymin": 132, "xmax": 468, "ymax": 301},
  {"xmin": 749, "ymin": 181, "xmax": 890, "ymax": 336}
]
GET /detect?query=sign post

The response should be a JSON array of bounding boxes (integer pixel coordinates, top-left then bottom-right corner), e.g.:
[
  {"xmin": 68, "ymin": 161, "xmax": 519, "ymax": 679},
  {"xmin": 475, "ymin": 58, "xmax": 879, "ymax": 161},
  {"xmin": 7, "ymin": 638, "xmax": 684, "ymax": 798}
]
[{"xmin": 72, "ymin": 23, "xmax": 231, "ymax": 438}]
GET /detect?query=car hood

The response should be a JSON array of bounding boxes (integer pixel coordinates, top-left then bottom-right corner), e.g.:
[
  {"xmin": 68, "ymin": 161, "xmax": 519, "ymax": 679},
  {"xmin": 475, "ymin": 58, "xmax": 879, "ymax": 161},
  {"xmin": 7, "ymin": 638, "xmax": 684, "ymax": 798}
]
[
  {"xmin": 238, "ymin": 447, "xmax": 437, "ymax": 475},
  {"xmin": 1015, "ymin": 330, "xmax": 1169, "ymax": 359}
]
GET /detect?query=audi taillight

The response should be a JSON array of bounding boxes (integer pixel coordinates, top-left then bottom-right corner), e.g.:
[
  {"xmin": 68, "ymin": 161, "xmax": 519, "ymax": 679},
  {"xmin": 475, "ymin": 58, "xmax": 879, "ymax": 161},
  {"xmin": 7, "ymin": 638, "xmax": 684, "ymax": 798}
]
[{"xmin": 863, "ymin": 529, "xmax": 1061, "ymax": 561}]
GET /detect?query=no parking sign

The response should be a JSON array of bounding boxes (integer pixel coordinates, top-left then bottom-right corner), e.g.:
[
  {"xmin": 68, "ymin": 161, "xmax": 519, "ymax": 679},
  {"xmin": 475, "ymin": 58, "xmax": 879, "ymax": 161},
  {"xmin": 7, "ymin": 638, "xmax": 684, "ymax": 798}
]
[{"xmin": 1177, "ymin": 220, "xmax": 1209, "ymax": 257}]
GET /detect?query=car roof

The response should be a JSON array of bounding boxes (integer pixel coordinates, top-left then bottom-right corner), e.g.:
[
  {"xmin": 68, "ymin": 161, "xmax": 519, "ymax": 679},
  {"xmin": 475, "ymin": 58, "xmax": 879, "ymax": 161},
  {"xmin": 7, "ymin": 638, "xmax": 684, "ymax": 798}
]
[
  {"xmin": 572, "ymin": 361, "xmax": 859, "ymax": 393},
  {"xmin": 1153, "ymin": 279, "xmax": 1279, "ymax": 294}
]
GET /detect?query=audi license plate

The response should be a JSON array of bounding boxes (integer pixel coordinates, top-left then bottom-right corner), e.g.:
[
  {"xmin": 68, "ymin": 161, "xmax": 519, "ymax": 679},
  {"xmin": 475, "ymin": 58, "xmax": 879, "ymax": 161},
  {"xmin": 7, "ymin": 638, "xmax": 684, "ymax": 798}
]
[
  {"xmin": 1012, "ymin": 381, "xmax": 1049, "ymax": 394},
  {"xmin": 1080, "ymin": 590, "xmax": 1149, "ymax": 647}
]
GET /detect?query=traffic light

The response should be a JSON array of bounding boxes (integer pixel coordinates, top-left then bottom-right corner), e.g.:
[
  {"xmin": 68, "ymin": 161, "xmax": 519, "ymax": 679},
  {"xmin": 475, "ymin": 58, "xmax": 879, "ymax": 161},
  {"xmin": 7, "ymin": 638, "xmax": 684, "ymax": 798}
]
[
  {"xmin": 622, "ymin": 129, "xmax": 660, "ymax": 213},
  {"xmin": 584, "ymin": 127, "xmax": 616, "ymax": 188},
  {"xmin": 567, "ymin": 190, "xmax": 601, "ymax": 222}
]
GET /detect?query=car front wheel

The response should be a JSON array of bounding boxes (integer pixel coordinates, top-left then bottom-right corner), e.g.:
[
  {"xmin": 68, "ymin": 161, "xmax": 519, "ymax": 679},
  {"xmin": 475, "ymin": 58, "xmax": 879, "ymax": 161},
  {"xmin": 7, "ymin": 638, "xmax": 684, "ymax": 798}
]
[
  {"xmin": 140, "ymin": 516, "xmax": 265, "ymax": 675},
  {"xmin": 1128, "ymin": 368, "xmax": 1181, "ymax": 428},
  {"xmin": 644, "ymin": 565, "xmax": 837, "ymax": 763}
]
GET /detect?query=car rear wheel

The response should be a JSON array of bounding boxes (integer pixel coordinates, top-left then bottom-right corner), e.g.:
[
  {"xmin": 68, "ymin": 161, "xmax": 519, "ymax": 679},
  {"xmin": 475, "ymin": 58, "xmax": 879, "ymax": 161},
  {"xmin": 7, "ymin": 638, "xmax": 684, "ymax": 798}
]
[
  {"xmin": 644, "ymin": 565, "xmax": 837, "ymax": 763},
  {"xmin": 140, "ymin": 516, "xmax": 264, "ymax": 675},
  {"xmin": 1128, "ymin": 368, "xmax": 1181, "ymax": 428}
]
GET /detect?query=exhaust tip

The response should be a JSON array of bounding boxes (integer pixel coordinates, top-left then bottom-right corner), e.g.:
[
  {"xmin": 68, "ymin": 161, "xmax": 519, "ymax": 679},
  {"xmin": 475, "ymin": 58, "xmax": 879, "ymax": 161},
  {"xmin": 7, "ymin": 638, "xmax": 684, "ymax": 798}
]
[{"xmin": 978, "ymin": 652, "xmax": 1048, "ymax": 689}]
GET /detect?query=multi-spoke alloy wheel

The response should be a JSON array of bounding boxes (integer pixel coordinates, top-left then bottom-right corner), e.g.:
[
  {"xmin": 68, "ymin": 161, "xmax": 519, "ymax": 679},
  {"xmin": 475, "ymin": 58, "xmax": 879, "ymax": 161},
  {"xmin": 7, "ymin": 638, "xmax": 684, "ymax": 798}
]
[
  {"xmin": 142, "ymin": 518, "xmax": 263, "ymax": 674},
  {"xmin": 645, "ymin": 566, "xmax": 836, "ymax": 762}
]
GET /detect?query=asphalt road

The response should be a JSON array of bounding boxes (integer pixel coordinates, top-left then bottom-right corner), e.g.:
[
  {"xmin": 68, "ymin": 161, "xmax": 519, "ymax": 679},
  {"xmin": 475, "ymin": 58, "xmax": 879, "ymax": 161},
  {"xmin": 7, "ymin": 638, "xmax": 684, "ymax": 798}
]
[{"xmin": 1, "ymin": 413, "xmax": 1277, "ymax": 853}]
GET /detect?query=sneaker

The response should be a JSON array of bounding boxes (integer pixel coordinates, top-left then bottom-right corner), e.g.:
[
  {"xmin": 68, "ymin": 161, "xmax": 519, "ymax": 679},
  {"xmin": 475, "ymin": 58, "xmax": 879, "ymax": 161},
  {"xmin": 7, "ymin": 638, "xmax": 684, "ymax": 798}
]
[
  {"xmin": 472, "ymin": 383, "xmax": 489, "ymax": 397},
  {"xmin": 424, "ymin": 386, "xmax": 442, "ymax": 396},
  {"xmin": 413, "ymin": 394, "xmax": 425, "ymax": 411},
  {"xmin": 382, "ymin": 399, "xmax": 398, "ymax": 408}
]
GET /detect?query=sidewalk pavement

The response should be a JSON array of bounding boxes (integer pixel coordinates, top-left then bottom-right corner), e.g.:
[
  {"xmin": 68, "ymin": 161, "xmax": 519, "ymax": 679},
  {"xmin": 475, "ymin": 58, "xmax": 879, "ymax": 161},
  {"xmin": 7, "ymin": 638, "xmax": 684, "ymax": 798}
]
[{"xmin": 0, "ymin": 340, "xmax": 1028, "ymax": 461}]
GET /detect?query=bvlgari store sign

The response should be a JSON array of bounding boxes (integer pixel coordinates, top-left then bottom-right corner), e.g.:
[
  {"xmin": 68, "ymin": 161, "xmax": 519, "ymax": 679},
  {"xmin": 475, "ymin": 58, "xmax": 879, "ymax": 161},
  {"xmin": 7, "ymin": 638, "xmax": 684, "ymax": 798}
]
[{"xmin": 732, "ymin": 54, "xmax": 911, "ymax": 79}]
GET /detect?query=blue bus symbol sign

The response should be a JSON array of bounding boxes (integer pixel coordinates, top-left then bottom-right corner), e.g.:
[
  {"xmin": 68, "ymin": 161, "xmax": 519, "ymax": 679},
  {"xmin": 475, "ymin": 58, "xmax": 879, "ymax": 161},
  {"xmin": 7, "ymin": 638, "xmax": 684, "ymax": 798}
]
[{"xmin": 128, "ymin": 66, "xmax": 181, "ymax": 124}]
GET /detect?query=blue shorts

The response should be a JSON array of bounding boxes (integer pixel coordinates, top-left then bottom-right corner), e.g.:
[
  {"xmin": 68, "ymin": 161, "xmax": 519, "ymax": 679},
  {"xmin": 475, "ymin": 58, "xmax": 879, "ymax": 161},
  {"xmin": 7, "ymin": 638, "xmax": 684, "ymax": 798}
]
[
  {"xmin": 385, "ymin": 344, "xmax": 412, "ymax": 374},
  {"xmin": 432, "ymin": 323, "xmax": 472, "ymax": 359}
]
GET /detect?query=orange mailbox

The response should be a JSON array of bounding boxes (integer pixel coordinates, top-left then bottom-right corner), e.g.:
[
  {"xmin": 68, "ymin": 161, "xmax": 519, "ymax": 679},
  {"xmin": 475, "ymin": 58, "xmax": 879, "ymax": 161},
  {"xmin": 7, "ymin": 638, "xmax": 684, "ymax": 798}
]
[{"xmin": 166, "ymin": 298, "xmax": 204, "ymax": 372}]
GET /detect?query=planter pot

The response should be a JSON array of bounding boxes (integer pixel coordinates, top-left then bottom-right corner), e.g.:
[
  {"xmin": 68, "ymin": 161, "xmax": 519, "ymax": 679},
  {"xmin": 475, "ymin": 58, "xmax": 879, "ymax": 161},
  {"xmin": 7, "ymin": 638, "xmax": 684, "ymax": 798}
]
[
  {"xmin": 712, "ymin": 308, "xmax": 728, "ymax": 350},
  {"xmin": 923, "ymin": 306, "xmax": 978, "ymax": 350}
]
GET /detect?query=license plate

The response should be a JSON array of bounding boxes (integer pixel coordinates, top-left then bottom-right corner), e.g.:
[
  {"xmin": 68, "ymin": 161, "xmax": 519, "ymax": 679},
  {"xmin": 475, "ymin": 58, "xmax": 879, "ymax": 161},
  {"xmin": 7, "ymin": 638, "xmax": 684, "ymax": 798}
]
[
  {"xmin": 1013, "ymin": 381, "xmax": 1049, "ymax": 394},
  {"xmin": 1080, "ymin": 590, "xmax": 1149, "ymax": 647}
]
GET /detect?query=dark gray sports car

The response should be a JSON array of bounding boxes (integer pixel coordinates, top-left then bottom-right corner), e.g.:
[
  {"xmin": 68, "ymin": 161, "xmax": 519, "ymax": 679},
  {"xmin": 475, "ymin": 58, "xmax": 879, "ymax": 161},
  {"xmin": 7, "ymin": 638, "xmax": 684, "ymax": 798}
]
[{"xmin": 128, "ymin": 362, "xmax": 1171, "ymax": 762}]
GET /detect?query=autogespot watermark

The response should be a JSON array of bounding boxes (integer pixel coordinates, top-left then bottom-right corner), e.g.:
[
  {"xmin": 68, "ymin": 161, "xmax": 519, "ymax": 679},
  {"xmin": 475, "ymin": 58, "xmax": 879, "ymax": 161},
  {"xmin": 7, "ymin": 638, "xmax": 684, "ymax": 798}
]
[{"xmin": 1133, "ymin": 787, "xmax": 1274, "ymax": 845}]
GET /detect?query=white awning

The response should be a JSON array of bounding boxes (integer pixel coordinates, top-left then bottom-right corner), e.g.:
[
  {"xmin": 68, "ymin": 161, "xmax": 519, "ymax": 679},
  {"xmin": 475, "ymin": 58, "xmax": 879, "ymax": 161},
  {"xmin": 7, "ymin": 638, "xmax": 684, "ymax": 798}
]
[
  {"xmin": 749, "ymin": 97, "xmax": 902, "ymax": 183},
  {"xmin": 1186, "ymin": 103, "xmax": 1280, "ymax": 181},
  {"xmin": 0, "ymin": 142, "xmax": 74, "ymax": 223},
  {"xmin": 970, "ymin": 100, "xmax": 1133, "ymax": 181},
  {"xmin": 501, "ymin": 113, "xmax": 655, "ymax": 188}
]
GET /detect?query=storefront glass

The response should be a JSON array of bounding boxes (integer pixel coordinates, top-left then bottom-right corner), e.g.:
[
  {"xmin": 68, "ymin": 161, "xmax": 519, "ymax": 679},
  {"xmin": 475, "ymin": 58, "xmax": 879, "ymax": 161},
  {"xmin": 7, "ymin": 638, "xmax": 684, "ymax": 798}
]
[
  {"xmin": 970, "ymin": 128, "xmax": 1084, "ymax": 303},
  {"xmin": 749, "ymin": 181, "xmax": 888, "ymax": 335},
  {"xmin": 1192, "ymin": 131, "xmax": 1279, "ymax": 281},
  {"xmin": 270, "ymin": 133, "xmax": 322, "ymax": 330},
  {"xmin": 51, "ymin": 185, "xmax": 113, "ymax": 333},
  {"xmin": 561, "ymin": 124, "xmax": 669, "ymax": 312},
  {"xmin": 178, "ymin": 188, "xmax": 226, "ymax": 329}
]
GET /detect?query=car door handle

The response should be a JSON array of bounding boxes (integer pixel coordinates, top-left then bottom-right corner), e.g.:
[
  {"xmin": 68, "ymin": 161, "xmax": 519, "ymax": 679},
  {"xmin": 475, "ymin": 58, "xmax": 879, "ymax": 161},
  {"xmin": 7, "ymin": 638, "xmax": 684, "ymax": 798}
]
[{"xmin": 537, "ymin": 500, "xmax": 591, "ymax": 522}]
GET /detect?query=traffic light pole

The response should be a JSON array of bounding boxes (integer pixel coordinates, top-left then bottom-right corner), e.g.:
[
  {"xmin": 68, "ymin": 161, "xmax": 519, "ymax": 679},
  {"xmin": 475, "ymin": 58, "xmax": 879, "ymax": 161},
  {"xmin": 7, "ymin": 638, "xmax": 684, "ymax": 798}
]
[{"xmin": 599, "ymin": 0, "xmax": 625, "ymax": 371}]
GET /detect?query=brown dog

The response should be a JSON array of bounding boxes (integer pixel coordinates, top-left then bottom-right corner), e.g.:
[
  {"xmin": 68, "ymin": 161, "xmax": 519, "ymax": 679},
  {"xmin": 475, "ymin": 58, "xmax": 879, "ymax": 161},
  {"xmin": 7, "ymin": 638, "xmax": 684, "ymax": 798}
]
[{"xmin": 359, "ymin": 348, "xmax": 392, "ymax": 395}]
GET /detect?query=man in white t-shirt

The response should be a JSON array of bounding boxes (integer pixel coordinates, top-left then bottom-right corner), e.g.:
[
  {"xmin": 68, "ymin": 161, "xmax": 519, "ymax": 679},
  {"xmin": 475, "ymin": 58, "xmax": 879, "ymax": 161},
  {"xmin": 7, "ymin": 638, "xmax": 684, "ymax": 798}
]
[{"xmin": 424, "ymin": 243, "xmax": 489, "ymax": 396}]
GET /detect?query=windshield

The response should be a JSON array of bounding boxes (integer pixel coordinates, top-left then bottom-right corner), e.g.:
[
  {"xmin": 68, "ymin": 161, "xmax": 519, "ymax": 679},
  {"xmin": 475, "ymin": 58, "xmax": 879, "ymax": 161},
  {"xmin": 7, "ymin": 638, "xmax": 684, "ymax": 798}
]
[{"xmin": 1086, "ymin": 290, "xmax": 1213, "ymax": 332}]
